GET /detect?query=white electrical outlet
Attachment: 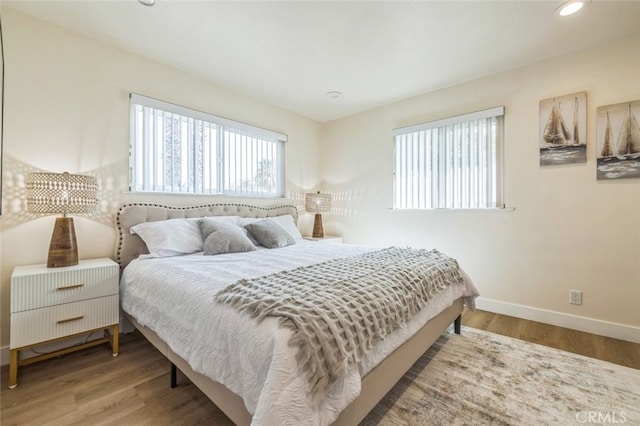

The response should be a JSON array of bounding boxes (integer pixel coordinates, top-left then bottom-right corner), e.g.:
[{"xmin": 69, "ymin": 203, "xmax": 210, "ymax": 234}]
[{"xmin": 569, "ymin": 289, "xmax": 582, "ymax": 305}]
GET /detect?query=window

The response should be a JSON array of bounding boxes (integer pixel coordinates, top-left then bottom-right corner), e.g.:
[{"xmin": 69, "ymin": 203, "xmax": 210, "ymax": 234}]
[
  {"xmin": 130, "ymin": 94, "xmax": 287, "ymax": 197},
  {"xmin": 393, "ymin": 106, "xmax": 504, "ymax": 209}
]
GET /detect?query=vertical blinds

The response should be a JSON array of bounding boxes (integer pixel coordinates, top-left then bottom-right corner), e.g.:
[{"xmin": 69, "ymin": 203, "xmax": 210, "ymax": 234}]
[
  {"xmin": 393, "ymin": 106, "xmax": 504, "ymax": 209},
  {"xmin": 130, "ymin": 94, "xmax": 286, "ymax": 197}
]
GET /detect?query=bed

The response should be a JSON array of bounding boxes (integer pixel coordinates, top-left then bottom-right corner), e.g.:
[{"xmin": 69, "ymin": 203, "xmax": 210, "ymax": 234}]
[{"xmin": 115, "ymin": 202, "xmax": 478, "ymax": 425}]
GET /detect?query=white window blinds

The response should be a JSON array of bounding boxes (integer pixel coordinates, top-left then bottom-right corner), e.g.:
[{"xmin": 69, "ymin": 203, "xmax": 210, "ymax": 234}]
[
  {"xmin": 130, "ymin": 94, "xmax": 287, "ymax": 197},
  {"xmin": 393, "ymin": 106, "xmax": 504, "ymax": 209}
]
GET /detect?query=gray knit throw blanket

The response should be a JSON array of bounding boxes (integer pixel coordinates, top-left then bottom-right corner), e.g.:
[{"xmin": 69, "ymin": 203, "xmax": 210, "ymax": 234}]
[{"xmin": 214, "ymin": 247, "xmax": 462, "ymax": 401}]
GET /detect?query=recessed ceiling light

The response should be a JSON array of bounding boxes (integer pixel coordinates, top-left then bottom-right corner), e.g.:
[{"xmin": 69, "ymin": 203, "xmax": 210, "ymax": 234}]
[
  {"xmin": 555, "ymin": 0, "xmax": 585, "ymax": 16},
  {"xmin": 326, "ymin": 91, "xmax": 342, "ymax": 99},
  {"xmin": 139, "ymin": 0, "xmax": 155, "ymax": 6}
]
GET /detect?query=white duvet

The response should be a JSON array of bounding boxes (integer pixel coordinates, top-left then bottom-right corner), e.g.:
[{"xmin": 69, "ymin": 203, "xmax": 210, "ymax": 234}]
[{"xmin": 120, "ymin": 241, "xmax": 479, "ymax": 425}]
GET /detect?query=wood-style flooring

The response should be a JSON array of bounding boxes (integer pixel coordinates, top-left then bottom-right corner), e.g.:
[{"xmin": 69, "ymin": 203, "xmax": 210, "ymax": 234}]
[
  {"xmin": 1, "ymin": 310, "xmax": 638, "ymax": 425},
  {"xmin": 461, "ymin": 309, "xmax": 640, "ymax": 370}
]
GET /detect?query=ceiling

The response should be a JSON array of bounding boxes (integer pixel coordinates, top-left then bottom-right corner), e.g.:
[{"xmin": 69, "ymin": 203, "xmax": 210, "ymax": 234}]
[{"xmin": 6, "ymin": 1, "xmax": 640, "ymax": 123}]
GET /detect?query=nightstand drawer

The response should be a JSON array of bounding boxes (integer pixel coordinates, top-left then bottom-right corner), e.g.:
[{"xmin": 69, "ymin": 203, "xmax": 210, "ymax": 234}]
[
  {"xmin": 10, "ymin": 295, "xmax": 119, "ymax": 349},
  {"xmin": 11, "ymin": 259, "xmax": 118, "ymax": 312}
]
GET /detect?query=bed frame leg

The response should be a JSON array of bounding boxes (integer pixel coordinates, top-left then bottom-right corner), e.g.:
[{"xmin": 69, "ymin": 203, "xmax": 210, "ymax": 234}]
[
  {"xmin": 170, "ymin": 363, "xmax": 177, "ymax": 388},
  {"xmin": 454, "ymin": 315, "xmax": 461, "ymax": 334}
]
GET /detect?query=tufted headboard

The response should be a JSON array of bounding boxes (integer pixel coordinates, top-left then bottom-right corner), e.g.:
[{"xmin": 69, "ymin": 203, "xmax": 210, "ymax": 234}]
[{"xmin": 114, "ymin": 202, "xmax": 298, "ymax": 270}]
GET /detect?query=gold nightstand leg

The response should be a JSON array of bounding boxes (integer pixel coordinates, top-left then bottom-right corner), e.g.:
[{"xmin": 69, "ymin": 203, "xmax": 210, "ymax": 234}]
[
  {"xmin": 111, "ymin": 324, "xmax": 119, "ymax": 356},
  {"xmin": 9, "ymin": 349, "xmax": 18, "ymax": 388}
]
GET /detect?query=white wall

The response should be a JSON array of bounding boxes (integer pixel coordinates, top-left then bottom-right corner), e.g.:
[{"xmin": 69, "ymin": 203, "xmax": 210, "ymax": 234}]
[
  {"xmin": 1, "ymin": 7, "xmax": 639, "ymax": 360},
  {"xmin": 0, "ymin": 8, "xmax": 322, "ymax": 352},
  {"xmin": 321, "ymin": 35, "xmax": 640, "ymax": 340}
]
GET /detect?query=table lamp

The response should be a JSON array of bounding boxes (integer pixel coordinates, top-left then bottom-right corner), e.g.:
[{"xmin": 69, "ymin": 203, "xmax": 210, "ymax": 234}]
[
  {"xmin": 305, "ymin": 191, "xmax": 331, "ymax": 238},
  {"xmin": 26, "ymin": 172, "xmax": 98, "ymax": 267}
]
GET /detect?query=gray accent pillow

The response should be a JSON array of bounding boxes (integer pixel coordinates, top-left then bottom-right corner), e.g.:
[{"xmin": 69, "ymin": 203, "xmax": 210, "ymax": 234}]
[
  {"xmin": 244, "ymin": 219, "xmax": 296, "ymax": 249},
  {"xmin": 199, "ymin": 219, "xmax": 256, "ymax": 255}
]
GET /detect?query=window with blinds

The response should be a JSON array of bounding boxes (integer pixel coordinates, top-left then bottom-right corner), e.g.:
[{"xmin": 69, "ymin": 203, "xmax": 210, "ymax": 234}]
[
  {"xmin": 393, "ymin": 106, "xmax": 504, "ymax": 209},
  {"xmin": 130, "ymin": 94, "xmax": 287, "ymax": 197}
]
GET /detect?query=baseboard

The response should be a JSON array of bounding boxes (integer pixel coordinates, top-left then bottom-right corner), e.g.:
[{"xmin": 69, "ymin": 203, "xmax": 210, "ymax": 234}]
[
  {"xmin": 3, "ymin": 302, "xmax": 637, "ymax": 366},
  {"xmin": 476, "ymin": 297, "xmax": 640, "ymax": 344},
  {"xmin": 0, "ymin": 332, "xmax": 109, "ymax": 368},
  {"xmin": 1, "ymin": 345, "xmax": 8, "ymax": 367},
  {"xmin": 1, "ymin": 316, "xmax": 133, "ymax": 367}
]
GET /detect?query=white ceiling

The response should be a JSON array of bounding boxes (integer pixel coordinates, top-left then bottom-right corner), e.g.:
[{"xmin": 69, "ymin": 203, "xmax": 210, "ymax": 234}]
[{"xmin": 6, "ymin": 1, "xmax": 640, "ymax": 123}]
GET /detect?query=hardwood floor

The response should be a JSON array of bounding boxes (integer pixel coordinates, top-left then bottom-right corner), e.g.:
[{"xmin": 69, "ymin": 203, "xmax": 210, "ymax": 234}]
[
  {"xmin": 1, "ymin": 310, "xmax": 638, "ymax": 424},
  {"xmin": 1, "ymin": 331, "xmax": 234, "ymax": 425},
  {"xmin": 461, "ymin": 309, "xmax": 640, "ymax": 370}
]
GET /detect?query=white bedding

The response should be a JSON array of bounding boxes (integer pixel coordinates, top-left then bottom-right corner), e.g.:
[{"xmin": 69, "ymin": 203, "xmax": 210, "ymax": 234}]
[{"xmin": 120, "ymin": 241, "xmax": 479, "ymax": 425}]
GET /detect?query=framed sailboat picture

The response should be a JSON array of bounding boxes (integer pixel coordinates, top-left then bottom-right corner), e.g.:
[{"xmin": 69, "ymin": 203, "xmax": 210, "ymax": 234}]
[
  {"xmin": 596, "ymin": 99, "xmax": 640, "ymax": 180},
  {"xmin": 539, "ymin": 91, "xmax": 587, "ymax": 166}
]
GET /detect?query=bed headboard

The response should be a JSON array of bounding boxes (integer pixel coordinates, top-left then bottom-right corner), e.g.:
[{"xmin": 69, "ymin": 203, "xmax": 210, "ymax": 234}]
[{"xmin": 115, "ymin": 202, "xmax": 298, "ymax": 270}]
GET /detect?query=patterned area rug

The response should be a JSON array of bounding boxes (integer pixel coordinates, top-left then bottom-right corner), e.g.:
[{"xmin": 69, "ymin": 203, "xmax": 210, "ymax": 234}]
[{"xmin": 362, "ymin": 327, "xmax": 639, "ymax": 425}]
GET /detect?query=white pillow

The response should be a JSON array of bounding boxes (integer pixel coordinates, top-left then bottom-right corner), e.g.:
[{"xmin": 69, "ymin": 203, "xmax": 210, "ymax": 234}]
[
  {"xmin": 235, "ymin": 217, "xmax": 264, "ymax": 246},
  {"xmin": 131, "ymin": 218, "xmax": 203, "ymax": 257},
  {"xmin": 235, "ymin": 217, "xmax": 262, "ymax": 227},
  {"xmin": 271, "ymin": 214, "xmax": 303, "ymax": 240}
]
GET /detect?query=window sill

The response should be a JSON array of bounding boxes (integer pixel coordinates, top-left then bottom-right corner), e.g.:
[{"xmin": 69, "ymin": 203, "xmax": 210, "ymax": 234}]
[
  {"xmin": 389, "ymin": 207, "xmax": 516, "ymax": 212},
  {"xmin": 122, "ymin": 191, "xmax": 286, "ymax": 199}
]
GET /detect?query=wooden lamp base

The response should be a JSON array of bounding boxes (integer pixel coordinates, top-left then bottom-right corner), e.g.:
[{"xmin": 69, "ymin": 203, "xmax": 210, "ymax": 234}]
[
  {"xmin": 48, "ymin": 217, "xmax": 79, "ymax": 268},
  {"xmin": 312, "ymin": 213, "xmax": 324, "ymax": 238}
]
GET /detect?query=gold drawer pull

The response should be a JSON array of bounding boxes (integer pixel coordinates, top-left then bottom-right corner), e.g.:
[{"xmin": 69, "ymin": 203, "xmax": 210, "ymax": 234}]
[
  {"xmin": 56, "ymin": 284, "xmax": 84, "ymax": 291},
  {"xmin": 57, "ymin": 315, "xmax": 84, "ymax": 324}
]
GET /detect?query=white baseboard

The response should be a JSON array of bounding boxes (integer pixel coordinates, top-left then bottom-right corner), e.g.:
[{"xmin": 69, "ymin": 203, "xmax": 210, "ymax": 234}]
[
  {"xmin": 1, "ymin": 345, "xmax": 8, "ymax": 367},
  {"xmin": 1, "ymin": 332, "xmax": 109, "ymax": 368},
  {"xmin": 1, "ymin": 316, "xmax": 133, "ymax": 367},
  {"xmin": 3, "ymin": 301, "xmax": 637, "ymax": 366},
  {"xmin": 476, "ymin": 297, "xmax": 640, "ymax": 344}
]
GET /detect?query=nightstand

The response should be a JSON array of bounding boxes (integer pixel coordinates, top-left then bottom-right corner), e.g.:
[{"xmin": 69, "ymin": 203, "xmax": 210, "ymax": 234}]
[
  {"xmin": 303, "ymin": 236, "xmax": 343, "ymax": 244},
  {"xmin": 9, "ymin": 258, "xmax": 119, "ymax": 388}
]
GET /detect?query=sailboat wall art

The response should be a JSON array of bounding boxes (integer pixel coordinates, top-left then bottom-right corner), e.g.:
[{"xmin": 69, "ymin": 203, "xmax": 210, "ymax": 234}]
[
  {"xmin": 539, "ymin": 91, "xmax": 587, "ymax": 166},
  {"xmin": 596, "ymin": 99, "xmax": 640, "ymax": 180}
]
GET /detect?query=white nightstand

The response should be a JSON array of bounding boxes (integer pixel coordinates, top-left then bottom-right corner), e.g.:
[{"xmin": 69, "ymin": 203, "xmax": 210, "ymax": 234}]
[
  {"xmin": 9, "ymin": 258, "xmax": 119, "ymax": 388},
  {"xmin": 303, "ymin": 236, "xmax": 343, "ymax": 244}
]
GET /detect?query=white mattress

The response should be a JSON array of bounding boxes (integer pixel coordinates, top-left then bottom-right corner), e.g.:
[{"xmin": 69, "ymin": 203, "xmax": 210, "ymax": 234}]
[{"xmin": 120, "ymin": 241, "xmax": 479, "ymax": 425}]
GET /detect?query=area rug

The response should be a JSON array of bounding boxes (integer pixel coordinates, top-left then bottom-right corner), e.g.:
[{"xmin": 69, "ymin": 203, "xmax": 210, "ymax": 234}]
[{"xmin": 362, "ymin": 327, "xmax": 639, "ymax": 425}]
